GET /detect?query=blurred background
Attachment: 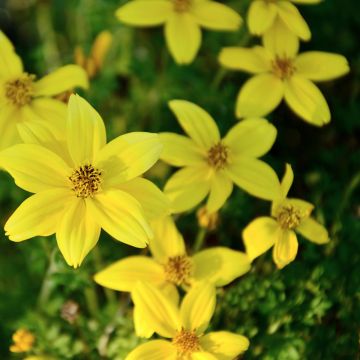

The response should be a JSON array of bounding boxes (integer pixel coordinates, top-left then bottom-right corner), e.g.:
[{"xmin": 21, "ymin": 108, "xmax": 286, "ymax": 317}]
[{"xmin": 0, "ymin": 0, "xmax": 359, "ymax": 359}]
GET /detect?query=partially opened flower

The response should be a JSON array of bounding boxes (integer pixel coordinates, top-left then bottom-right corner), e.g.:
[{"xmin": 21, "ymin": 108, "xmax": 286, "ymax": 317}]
[
  {"xmin": 0, "ymin": 94, "xmax": 168, "ymax": 268},
  {"xmin": 127, "ymin": 281, "xmax": 249, "ymax": 359},
  {"xmin": 219, "ymin": 24, "xmax": 349, "ymax": 126},
  {"xmin": 0, "ymin": 31, "xmax": 88, "ymax": 150},
  {"xmin": 10, "ymin": 329, "xmax": 35, "ymax": 353},
  {"xmin": 116, "ymin": 0, "xmax": 242, "ymax": 64},
  {"xmin": 160, "ymin": 100, "xmax": 281, "ymax": 214},
  {"xmin": 243, "ymin": 164, "xmax": 329, "ymax": 269}
]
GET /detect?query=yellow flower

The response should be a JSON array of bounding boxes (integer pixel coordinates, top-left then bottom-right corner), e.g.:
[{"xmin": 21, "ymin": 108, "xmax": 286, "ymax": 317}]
[
  {"xmin": 247, "ymin": 0, "xmax": 322, "ymax": 40},
  {"xmin": 219, "ymin": 24, "xmax": 349, "ymax": 126},
  {"xmin": 127, "ymin": 281, "xmax": 249, "ymax": 359},
  {"xmin": 95, "ymin": 215, "xmax": 250, "ymax": 294},
  {"xmin": 0, "ymin": 31, "xmax": 88, "ymax": 150},
  {"xmin": 10, "ymin": 329, "xmax": 35, "ymax": 353},
  {"xmin": 0, "ymin": 94, "xmax": 168, "ymax": 268},
  {"xmin": 242, "ymin": 164, "xmax": 329, "ymax": 269},
  {"xmin": 115, "ymin": 0, "xmax": 242, "ymax": 64},
  {"xmin": 159, "ymin": 100, "xmax": 281, "ymax": 213}
]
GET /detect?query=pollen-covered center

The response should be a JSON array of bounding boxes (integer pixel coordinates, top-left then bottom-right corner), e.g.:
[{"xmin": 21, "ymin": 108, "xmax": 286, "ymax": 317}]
[
  {"xmin": 172, "ymin": 328, "xmax": 200, "ymax": 355},
  {"xmin": 164, "ymin": 255, "xmax": 192, "ymax": 286},
  {"xmin": 5, "ymin": 73, "xmax": 35, "ymax": 107},
  {"xmin": 207, "ymin": 142, "xmax": 229, "ymax": 170},
  {"xmin": 173, "ymin": 0, "xmax": 192, "ymax": 12},
  {"xmin": 276, "ymin": 205, "xmax": 304, "ymax": 230},
  {"xmin": 69, "ymin": 164, "xmax": 102, "ymax": 198},
  {"xmin": 272, "ymin": 57, "xmax": 296, "ymax": 80}
]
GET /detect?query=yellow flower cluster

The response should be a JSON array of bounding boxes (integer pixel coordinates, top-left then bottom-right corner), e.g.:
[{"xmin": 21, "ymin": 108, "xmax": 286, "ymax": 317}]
[{"xmin": 1, "ymin": 0, "xmax": 349, "ymax": 357}]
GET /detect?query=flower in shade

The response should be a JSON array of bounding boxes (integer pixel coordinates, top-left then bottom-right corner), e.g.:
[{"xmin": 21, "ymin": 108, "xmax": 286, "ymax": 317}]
[
  {"xmin": 0, "ymin": 31, "xmax": 88, "ymax": 150},
  {"xmin": 243, "ymin": 164, "xmax": 329, "ymax": 269},
  {"xmin": 219, "ymin": 24, "xmax": 349, "ymax": 126},
  {"xmin": 127, "ymin": 281, "xmax": 249, "ymax": 359},
  {"xmin": 115, "ymin": 0, "xmax": 242, "ymax": 64},
  {"xmin": 247, "ymin": 0, "xmax": 322, "ymax": 41},
  {"xmin": 159, "ymin": 100, "xmax": 281, "ymax": 214},
  {"xmin": 10, "ymin": 329, "xmax": 35, "ymax": 353},
  {"xmin": 0, "ymin": 94, "xmax": 169, "ymax": 268}
]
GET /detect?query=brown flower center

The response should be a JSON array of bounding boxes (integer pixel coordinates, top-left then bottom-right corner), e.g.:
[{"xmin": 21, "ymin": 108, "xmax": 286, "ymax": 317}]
[
  {"xmin": 172, "ymin": 329, "xmax": 200, "ymax": 355},
  {"xmin": 207, "ymin": 142, "xmax": 228, "ymax": 170},
  {"xmin": 69, "ymin": 164, "xmax": 102, "ymax": 198},
  {"xmin": 5, "ymin": 73, "xmax": 35, "ymax": 107},
  {"xmin": 173, "ymin": 0, "xmax": 192, "ymax": 12},
  {"xmin": 276, "ymin": 205, "xmax": 304, "ymax": 230},
  {"xmin": 164, "ymin": 255, "xmax": 192, "ymax": 286},
  {"xmin": 272, "ymin": 57, "xmax": 296, "ymax": 80}
]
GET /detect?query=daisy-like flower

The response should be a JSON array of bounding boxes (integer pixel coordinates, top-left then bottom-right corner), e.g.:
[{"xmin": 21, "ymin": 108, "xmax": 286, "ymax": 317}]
[
  {"xmin": 219, "ymin": 25, "xmax": 350, "ymax": 126},
  {"xmin": 0, "ymin": 32, "xmax": 88, "ymax": 150},
  {"xmin": 160, "ymin": 100, "xmax": 281, "ymax": 214},
  {"xmin": 10, "ymin": 329, "xmax": 35, "ymax": 353},
  {"xmin": 247, "ymin": 0, "xmax": 322, "ymax": 41},
  {"xmin": 0, "ymin": 94, "xmax": 168, "ymax": 268},
  {"xmin": 95, "ymin": 215, "xmax": 250, "ymax": 295},
  {"xmin": 127, "ymin": 281, "xmax": 249, "ymax": 359},
  {"xmin": 115, "ymin": 0, "xmax": 242, "ymax": 64},
  {"xmin": 243, "ymin": 164, "xmax": 329, "ymax": 269}
]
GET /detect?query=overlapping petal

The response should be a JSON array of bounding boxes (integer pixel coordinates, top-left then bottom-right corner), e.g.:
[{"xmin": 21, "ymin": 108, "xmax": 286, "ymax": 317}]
[
  {"xmin": 0, "ymin": 105, "xmax": 21, "ymax": 150},
  {"xmin": 206, "ymin": 172, "xmax": 233, "ymax": 213},
  {"xmin": 125, "ymin": 340, "xmax": 176, "ymax": 360},
  {"xmin": 247, "ymin": 0, "xmax": 277, "ymax": 35},
  {"xmin": 0, "ymin": 31, "xmax": 23, "ymax": 78},
  {"xmin": 273, "ymin": 229, "xmax": 298, "ymax": 269}
]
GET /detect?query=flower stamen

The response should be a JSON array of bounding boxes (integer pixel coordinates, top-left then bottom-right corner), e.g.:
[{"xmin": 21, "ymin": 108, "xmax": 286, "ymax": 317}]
[
  {"xmin": 172, "ymin": 328, "xmax": 200, "ymax": 355},
  {"xmin": 276, "ymin": 205, "xmax": 304, "ymax": 229},
  {"xmin": 5, "ymin": 73, "xmax": 35, "ymax": 107},
  {"xmin": 272, "ymin": 57, "xmax": 296, "ymax": 80},
  {"xmin": 164, "ymin": 255, "xmax": 192, "ymax": 286},
  {"xmin": 207, "ymin": 142, "xmax": 229, "ymax": 170},
  {"xmin": 173, "ymin": 0, "xmax": 192, "ymax": 12},
  {"xmin": 69, "ymin": 164, "xmax": 102, "ymax": 198}
]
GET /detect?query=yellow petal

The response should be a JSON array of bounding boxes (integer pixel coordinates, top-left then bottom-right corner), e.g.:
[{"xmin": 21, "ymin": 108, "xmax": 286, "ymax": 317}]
[
  {"xmin": 284, "ymin": 75, "xmax": 330, "ymax": 126},
  {"xmin": 271, "ymin": 197, "xmax": 314, "ymax": 218},
  {"xmin": 200, "ymin": 331, "xmax": 249, "ymax": 358},
  {"xmin": 133, "ymin": 305, "xmax": 155, "ymax": 338},
  {"xmin": 273, "ymin": 229, "xmax": 298, "ymax": 269},
  {"xmin": 149, "ymin": 216, "xmax": 186, "ymax": 263},
  {"xmin": 219, "ymin": 46, "xmax": 271, "ymax": 73},
  {"xmin": 165, "ymin": 12, "xmax": 201, "ymax": 65},
  {"xmin": 206, "ymin": 172, "xmax": 233, "ymax": 213},
  {"xmin": 159, "ymin": 132, "xmax": 205, "ymax": 167},
  {"xmin": 67, "ymin": 94, "xmax": 106, "ymax": 165},
  {"xmin": 5, "ymin": 189, "xmax": 71, "ymax": 242},
  {"xmin": 87, "ymin": 190, "xmax": 152, "ymax": 248},
  {"xmin": 34, "ymin": 65, "xmax": 88, "ymax": 96},
  {"xmin": 94, "ymin": 256, "xmax": 165, "ymax": 291},
  {"xmin": 226, "ymin": 157, "xmax": 281, "ymax": 201},
  {"xmin": 276, "ymin": 1, "xmax": 311, "ymax": 40},
  {"xmin": 191, "ymin": 1, "xmax": 242, "ymax": 31},
  {"xmin": 168, "ymin": 100, "xmax": 220, "ymax": 149},
  {"xmin": 0, "ymin": 143, "xmax": 70, "ymax": 193},
  {"xmin": 57, "ymin": 198, "xmax": 101, "ymax": 268},
  {"xmin": 295, "ymin": 51, "xmax": 350, "ymax": 82},
  {"xmin": 297, "ymin": 217, "xmax": 329, "ymax": 244},
  {"xmin": 91, "ymin": 31, "xmax": 113, "ymax": 68},
  {"xmin": 247, "ymin": 0, "xmax": 277, "ymax": 35},
  {"xmin": 116, "ymin": 0, "xmax": 172, "ymax": 27},
  {"xmin": 191, "ymin": 352, "xmax": 217, "ymax": 360},
  {"xmin": 290, "ymin": 0, "xmax": 322, "ymax": 3},
  {"xmin": 164, "ymin": 166, "xmax": 211, "ymax": 213},
  {"xmin": 192, "ymin": 247, "xmax": 251, "ymax": 286},
  {"xmin": 125, "ymin": 340, "xmax": 176, "ymax": 360},
  {"xmin": 180, "ymin": 282, "xmax": 216, "ymax": 334},
  {"xmin": 132, "ymin": 281, "xmax": 181, "ymax": 338},
  {"xmin": 224, "ymin": 118, "xmax": 277, "ymax": 158},
  {"xmin": 236, "ymin": 74, "xmax": 284, "ymax": 118},
  {"xmin": 279, "ymin": 163, "xmax": 294, "ymax": 198},
  {"xmin": 0, "ymin": 105, "xmax": 21, "ymax": 150},
  {"xmin": 0, "ymin": 31, "xmax": 23, "ymax": 78},
  {"xmin": 242, "ymin": 217, "xmax": 279, "ymax": 261}
]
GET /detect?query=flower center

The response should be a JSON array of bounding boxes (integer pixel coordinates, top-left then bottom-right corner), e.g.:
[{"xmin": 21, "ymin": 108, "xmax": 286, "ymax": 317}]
[
  {"xmin": 172, "ymin": 329, "xmax": 200, "ymax": 356},
  {"xmin": 69, "ymin": 164, "xmax": 102, "ymax": 198},
  {"xmin": 173, "ymin": 0, "xmax": 192, "ymax": 12},
  {"xmin": 207, "ymin": 142, "xmax": 229, "ymax": 170},
  {"xmin": 272, "ymin": 57, "xmax": 296, "ymax": 80},
  {"xmin": 164, "ymin": 255, "xmax": 192, "ymax": 286},
  {"xmin": 5, "ymin": 73, "xmax": 35, "ymax": 107},
  {"xmin": 276, "ymin": 205, "xmax": 304, "ymax": 230}
]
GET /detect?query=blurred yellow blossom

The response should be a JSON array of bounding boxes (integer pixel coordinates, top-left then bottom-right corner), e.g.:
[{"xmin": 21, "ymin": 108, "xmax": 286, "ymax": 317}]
[
  {"xmin": 10, "ymin": 329, "xmax": 35, "ymax": 353},
  {"xmin": 197, "ymin": 206, "xmax": 219, "ymax": 230}
]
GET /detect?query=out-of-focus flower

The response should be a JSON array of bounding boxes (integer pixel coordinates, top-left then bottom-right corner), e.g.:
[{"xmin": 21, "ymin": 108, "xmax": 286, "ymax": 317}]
[
  {"xmin": 0, "ymin": 31, "xmax": 88, "ymax": 150},
  {"xmin": 126, "ymin": 282, "xmax": 249, "ymax": 359},
  {"xmin": 159, "ymin": 100, "xmax": 281, "ymax": 213},
  {"xmin": 61, "ymin": 300, "xmax": 80, "ymax": 324},
  {"xmin": 10, "ymin": 329, "xmax": 35, "ymax": 353},
  {"xmin": 197, "ymin": 206, "xmax": 219, "ymax": 231},
  {"xmin": 0, "ymin": 94, "xmax": 168, "ymax": 268},
  {"xmin": 219, "ymin": 24, "xmax": 349, "ymax": 126},
  {"xmin": 115, "ymin": 0, "xmax": 242, "ymax": 64},
  {"xmin": 243, "ymin": 164, "xmax": 329, "ymax": 269}
]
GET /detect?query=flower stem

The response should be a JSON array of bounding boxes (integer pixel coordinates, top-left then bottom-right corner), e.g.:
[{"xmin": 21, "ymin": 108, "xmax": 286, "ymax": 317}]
[{"xmin": 193, "ymin": 227, "xmax": 207, "ymax": 253}]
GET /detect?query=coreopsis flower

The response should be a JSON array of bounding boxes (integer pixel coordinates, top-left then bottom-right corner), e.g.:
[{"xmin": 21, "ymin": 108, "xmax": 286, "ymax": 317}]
[
  {"xmin": 115, "ymin": 0, "xmax": 242, "ymax": 64},
  {"xmin": 95, "ymin": 216, "xmax": 250, "ymax": 294},
  {"xmin": 0, "ymin": 94, "xmax": 168, "ymax": 268},
  {"xmin": 219, "ymin": 26, "xmax": 350, "ymax": 126},
  {"xmin": 10, "ymin": 329, "xmax": 35, "ymax": 353},
  {"xmin": 160, "ymin": 100, "xmax": 281, "ymax": 214},
  {"xmin": 243, "ymin": 164, "xmax": 329, "ymax": 269},
  {"xmin": 127, "ymin": 282, "xmax": 249, "ymax": 359},
  {"xmin": 0, "ymin": 31, "xmax": 88, "ymax": 150},
  {"xmin": 247, "ymin": 0, "xmax": 321, "ymax": 41}
]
